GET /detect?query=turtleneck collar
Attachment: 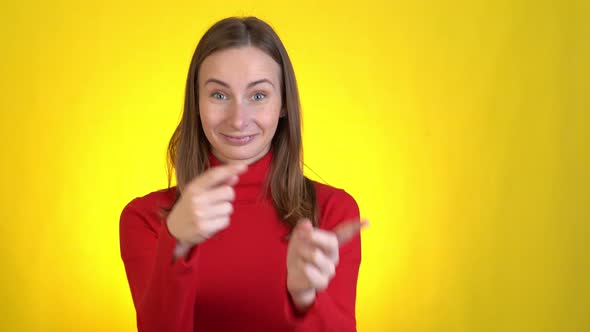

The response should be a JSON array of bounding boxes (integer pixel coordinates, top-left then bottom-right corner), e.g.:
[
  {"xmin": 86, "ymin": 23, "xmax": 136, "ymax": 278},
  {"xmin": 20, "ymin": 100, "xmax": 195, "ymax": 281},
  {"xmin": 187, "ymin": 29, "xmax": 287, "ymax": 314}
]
[{"xmin": 208, "ymin": 149, "xmax": 273, "ymax": 203}]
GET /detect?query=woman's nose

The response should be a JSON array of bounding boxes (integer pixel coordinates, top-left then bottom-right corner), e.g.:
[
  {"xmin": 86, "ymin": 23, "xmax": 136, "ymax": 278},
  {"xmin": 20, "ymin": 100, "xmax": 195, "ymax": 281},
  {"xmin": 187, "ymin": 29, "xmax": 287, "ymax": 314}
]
[{"xmin": 227, "ymin": 100, "xmax": 249, "ymax": 130}]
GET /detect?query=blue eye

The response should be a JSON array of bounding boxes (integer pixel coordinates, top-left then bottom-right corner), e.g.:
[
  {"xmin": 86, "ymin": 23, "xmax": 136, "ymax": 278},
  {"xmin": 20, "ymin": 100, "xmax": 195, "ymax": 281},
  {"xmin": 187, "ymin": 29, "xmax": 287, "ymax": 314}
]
[
  {"xmin": 212, "ymin": 92, "xmax": 227, "ymax": 100},
  {"xmin": 252, "ymin": 93, "xmax": 266, "ymax": 101}
]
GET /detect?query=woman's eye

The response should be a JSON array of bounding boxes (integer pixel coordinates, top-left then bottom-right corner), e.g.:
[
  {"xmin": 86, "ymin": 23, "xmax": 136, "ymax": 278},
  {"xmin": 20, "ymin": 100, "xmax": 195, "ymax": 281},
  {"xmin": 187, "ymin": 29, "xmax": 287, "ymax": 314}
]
[
  {"xmin": 212, "ymin": 92, "xmax": 227, "ymax": 100},
  {"xmin": 252, "ymin": 93, "xmax": 266, "ymax": 101}
]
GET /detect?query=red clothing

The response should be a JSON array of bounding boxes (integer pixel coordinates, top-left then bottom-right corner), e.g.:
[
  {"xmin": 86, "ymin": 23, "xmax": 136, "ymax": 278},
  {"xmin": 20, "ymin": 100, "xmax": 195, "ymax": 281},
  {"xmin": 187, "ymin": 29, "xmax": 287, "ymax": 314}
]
[{"xmin": 119, "ymin": 151, "xmax": 362, "ymax": 332}]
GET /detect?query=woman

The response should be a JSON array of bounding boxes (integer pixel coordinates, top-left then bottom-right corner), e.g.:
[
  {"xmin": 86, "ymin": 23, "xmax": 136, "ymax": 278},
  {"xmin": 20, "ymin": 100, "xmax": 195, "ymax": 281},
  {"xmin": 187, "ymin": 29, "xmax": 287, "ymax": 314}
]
[{"xmin": 119, "ymin": 16, "xmax": 368, "ymax": 332}]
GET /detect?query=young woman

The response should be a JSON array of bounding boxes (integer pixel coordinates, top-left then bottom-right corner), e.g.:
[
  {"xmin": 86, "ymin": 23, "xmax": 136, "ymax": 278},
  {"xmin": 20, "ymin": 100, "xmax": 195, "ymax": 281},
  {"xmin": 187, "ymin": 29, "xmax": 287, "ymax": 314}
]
[{"xmin": 119, "ymin": 16, "xmax": 368, "ymax": 332}]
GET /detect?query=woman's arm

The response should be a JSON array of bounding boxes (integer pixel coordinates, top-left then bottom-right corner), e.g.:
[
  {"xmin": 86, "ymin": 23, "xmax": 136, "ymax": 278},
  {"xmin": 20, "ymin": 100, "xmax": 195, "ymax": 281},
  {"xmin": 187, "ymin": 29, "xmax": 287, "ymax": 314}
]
[
  {"xmin": 119, "ymin": 164, "xmax": 245, "ymax": 332},
  {"xmin": 284, "ymin": 189, "xmax": 364, "ymax": 332},
  {"xmin": 119, "ymin": 199, "xmax": 199, "ymax": 332}
]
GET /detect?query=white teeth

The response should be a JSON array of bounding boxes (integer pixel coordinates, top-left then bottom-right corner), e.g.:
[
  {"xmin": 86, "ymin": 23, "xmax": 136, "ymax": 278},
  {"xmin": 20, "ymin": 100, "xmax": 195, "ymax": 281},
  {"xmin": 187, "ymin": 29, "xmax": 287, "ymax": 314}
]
[
  {"xmin": 223, "ymin": 134, "xmax": 255, "ymax": 143},
  {"xmin": 226, "ymin": 135, "xmax": 252, "ymax": 139}
]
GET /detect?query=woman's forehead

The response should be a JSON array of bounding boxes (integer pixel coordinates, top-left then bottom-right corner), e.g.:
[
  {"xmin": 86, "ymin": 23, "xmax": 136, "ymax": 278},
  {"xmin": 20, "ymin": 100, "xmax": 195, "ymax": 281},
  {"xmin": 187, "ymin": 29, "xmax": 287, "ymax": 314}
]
[{"xmin": 198, "ymin": 46, "xmax": 281, "ymax": 88}]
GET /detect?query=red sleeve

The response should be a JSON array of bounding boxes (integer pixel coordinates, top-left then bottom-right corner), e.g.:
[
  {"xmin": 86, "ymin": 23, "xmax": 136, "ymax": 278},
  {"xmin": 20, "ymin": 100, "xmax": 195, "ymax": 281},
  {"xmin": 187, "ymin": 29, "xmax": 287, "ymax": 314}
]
[
  {"xmin": 283, "ymin": 189, "xmax": 363, "ymax": 332},
  {"xmin": 119, "ymin": 198, "xmax": 199, "ymax": 332}
]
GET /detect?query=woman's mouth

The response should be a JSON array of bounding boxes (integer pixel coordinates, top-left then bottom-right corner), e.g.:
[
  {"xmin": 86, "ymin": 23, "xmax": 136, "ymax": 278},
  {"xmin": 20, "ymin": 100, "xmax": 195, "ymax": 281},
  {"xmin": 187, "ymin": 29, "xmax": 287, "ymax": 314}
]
[{"xmin": 220, "ymin": 133, "xmax": 258, "ymax": 146}]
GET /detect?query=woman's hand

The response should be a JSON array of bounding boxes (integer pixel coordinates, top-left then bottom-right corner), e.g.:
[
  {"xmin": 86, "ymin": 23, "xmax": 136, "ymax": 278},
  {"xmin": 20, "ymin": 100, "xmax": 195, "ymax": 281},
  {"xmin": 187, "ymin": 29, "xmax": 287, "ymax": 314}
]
[
  {"xmin": 286, "ymin": 218, "xmax": 368, "ymax": 313},
  {"xmin": 166, "ymin": 163, "xmax": 247, "ymax": 257}
]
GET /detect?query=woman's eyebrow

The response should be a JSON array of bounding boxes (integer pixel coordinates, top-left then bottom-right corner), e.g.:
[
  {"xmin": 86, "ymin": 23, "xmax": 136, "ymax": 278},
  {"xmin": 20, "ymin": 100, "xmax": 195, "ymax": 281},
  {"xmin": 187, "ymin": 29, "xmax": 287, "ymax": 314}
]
[
  {"xmin": 247, "ymin": 79, "xmax": 274, "ymax": 88},
  {"xmin": 204, "ymin": 78, "xmax": 229, "ymax": 88},
  {"xmin": 204, "ymin": 78, "xmax": 275, "ymax": 89}
]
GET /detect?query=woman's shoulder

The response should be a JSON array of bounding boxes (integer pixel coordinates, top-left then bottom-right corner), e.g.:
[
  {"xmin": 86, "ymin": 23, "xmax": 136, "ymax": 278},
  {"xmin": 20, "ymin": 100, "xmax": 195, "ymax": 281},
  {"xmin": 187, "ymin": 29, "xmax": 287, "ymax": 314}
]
[
  {"xmin": 312, "ymin": 181, "xmax": 355, "ymax": 202},
  {"xmin": 311, "ymin": 180, "xmax": 360, "ymax": 230},
  {"xmin": 120, "ymin": 187, "xmax": 178, "ymax": 223}
]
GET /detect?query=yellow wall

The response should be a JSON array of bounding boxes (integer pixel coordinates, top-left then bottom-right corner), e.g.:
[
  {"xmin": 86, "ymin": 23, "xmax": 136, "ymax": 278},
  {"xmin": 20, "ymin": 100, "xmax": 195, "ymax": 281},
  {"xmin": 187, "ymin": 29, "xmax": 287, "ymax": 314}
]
[{"xmin": 1, "ymin": 0, "xmax": 588, "ymax": 331}]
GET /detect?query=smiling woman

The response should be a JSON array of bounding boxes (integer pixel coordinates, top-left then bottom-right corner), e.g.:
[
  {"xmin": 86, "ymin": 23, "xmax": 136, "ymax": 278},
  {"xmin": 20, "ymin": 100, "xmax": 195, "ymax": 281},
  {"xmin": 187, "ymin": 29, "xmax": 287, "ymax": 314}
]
[
  {"xmin": 198, "ymin": 47, "xmax": 282, "ymax": 164},
  {"xmin": 118, "ymin": 16, "xmax": 367, "ymax": 332}
]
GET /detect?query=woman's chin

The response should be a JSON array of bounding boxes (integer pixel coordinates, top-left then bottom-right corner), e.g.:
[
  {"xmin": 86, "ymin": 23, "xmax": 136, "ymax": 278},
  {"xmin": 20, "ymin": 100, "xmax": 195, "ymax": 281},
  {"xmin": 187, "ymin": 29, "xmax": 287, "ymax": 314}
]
[{"xmin": 213, "ymin": 145, "xmax": 268, "ymax": 163}]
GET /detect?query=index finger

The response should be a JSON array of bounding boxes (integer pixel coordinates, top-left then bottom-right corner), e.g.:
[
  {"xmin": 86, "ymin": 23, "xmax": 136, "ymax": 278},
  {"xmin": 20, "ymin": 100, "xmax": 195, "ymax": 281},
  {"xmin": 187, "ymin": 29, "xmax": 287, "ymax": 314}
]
[
  {"xmin": 332, "ymin": 218, "xmax": 370, "ymax": 246},
  {"xmin": 190, "ymin": 163, "xmax": 247, "ymax": 192}
]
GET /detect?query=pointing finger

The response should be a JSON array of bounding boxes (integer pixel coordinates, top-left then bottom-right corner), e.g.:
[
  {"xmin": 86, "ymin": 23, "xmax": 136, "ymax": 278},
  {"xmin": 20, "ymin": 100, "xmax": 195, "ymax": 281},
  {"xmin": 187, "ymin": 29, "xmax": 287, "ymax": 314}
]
[
  {"xmin": 332, "ymin": 218, "xmax": 369, "ymax": 247},
  {"xmin": 190, "ymin": 163, "xmax": 247, "ymax": 192}
]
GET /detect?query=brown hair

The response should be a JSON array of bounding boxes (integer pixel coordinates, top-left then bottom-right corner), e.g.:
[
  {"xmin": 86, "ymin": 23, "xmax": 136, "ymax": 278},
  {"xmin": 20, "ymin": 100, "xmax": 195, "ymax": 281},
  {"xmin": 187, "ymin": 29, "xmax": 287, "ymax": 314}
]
[{"xmin": 164, "ymin": 16, "xmax": 318, "ymax": 230}]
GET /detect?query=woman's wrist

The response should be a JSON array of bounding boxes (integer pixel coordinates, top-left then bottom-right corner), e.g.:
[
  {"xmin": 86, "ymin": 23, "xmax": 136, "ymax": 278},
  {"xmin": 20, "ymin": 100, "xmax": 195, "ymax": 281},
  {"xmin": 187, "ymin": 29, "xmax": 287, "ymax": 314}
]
[
  {"xmin": 289, "ymin": 288, "xmax": 316, "ymax": 314},
  {"xmin": 173, "ymin": 241, "xmax": 192, "ymax": 259}
]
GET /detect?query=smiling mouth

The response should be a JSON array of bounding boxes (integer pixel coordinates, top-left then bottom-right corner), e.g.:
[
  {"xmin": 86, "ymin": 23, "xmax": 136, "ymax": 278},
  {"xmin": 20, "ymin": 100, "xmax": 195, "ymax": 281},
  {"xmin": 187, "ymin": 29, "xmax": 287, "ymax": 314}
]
[
  {"xmin": 222, "ymin": 134, "xmax": 257, "ymax": 139},
  {"xmin": 221, "ymin": 133, "xmax": 258, "ymax": 145}
]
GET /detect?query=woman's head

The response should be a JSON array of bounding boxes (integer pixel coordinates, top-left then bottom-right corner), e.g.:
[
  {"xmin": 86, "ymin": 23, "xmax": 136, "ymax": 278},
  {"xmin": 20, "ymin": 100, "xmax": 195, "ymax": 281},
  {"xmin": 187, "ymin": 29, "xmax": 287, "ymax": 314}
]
[
  {"xmin": 167, "ymin": 16, "xmax": 317, "ymax": 229},
  {"xmin": 169, "ymin": 17, "xmax": 302, "ymax": 187},
  {"xmin": 198, "ymin": 46, "xmax": 282, "ymax": 164}
]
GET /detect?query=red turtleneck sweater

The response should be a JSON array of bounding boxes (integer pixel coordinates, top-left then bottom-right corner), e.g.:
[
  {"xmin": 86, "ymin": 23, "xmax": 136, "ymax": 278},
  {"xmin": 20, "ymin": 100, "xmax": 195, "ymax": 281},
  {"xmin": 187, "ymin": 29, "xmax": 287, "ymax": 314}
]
[{"xmin": 119, "ymin": 151, "xmax": 362, "ymax": 332}]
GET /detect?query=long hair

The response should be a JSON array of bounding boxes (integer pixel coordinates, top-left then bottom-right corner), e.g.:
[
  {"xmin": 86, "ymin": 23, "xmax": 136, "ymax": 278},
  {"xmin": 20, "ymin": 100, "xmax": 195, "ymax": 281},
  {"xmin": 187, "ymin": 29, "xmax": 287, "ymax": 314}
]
[{"xmin": 164, "ymin": 16, "xmax": 317, "ymax": 230}]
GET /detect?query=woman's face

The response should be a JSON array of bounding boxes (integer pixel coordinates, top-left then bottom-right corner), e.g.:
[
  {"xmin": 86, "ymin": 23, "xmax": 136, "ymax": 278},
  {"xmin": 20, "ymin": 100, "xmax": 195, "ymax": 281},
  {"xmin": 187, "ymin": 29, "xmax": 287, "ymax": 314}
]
[{"xmin": 198, "ymin": 46, "xmax": 282, "ymax": 165}]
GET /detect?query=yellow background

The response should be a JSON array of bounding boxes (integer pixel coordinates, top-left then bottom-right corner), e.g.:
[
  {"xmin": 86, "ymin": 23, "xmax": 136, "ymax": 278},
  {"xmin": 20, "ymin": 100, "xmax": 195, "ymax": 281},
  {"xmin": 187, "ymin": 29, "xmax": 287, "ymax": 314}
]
[{"xmin": 1, "ymin": 0, "xmax": 588, "ymax": 331}]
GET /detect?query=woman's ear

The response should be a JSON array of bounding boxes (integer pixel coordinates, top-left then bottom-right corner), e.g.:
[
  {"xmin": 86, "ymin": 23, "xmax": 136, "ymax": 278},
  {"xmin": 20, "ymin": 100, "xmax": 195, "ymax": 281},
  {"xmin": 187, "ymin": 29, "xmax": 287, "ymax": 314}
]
[{"xmin": 280, "ymin": 107, "xmax": 286, "ymax": 118}]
